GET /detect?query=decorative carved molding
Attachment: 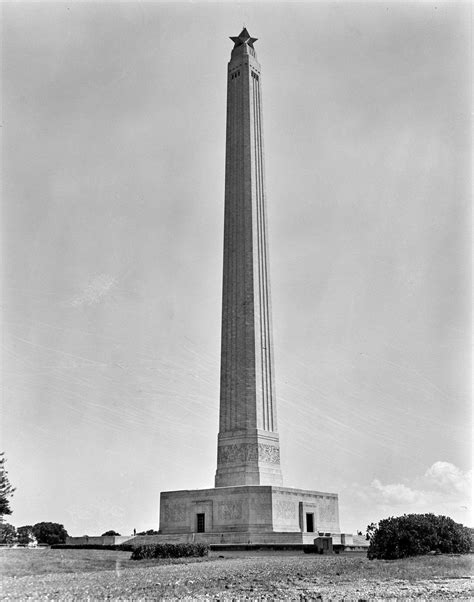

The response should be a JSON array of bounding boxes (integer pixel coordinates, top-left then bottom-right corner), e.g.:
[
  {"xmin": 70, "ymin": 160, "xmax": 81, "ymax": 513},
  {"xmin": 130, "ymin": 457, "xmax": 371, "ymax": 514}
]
[
  {"xmin": 217, "ymin": 443, "xmax": 247, "ymax": 464},
  {"xmin": 217, "ymin": 442, "xmax": 280, "ymax": 465},
  {"xmin": 258, "ymin": 443, "xmax": 280, "ymax": 464}
]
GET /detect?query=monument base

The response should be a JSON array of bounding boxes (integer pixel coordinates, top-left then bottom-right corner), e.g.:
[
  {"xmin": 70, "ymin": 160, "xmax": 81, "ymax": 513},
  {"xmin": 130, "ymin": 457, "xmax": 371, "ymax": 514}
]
[{"xmin": 158, "ymin": 485, "xmax": 340, "ymax": 545}]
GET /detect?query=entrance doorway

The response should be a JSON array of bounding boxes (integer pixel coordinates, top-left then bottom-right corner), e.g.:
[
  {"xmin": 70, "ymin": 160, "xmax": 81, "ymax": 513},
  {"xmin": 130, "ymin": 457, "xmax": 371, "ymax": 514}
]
[
  {"xmin": 196, "ymin": 513, "xmax": 205, "ymax": 533},
  {"xmin": 306, "ymin": 512, "xmax": 314, "ymax": 533}
]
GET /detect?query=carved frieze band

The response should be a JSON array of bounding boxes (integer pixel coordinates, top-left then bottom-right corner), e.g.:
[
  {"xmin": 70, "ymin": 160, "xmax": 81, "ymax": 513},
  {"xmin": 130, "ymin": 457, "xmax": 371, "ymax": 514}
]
[
  {"xmin": 259, "ymin": 443, "xmax": 280, "ymax": 464},
  {"xmin": 218, "ymin": 442, "xmax": 280, "ymax": 465}
]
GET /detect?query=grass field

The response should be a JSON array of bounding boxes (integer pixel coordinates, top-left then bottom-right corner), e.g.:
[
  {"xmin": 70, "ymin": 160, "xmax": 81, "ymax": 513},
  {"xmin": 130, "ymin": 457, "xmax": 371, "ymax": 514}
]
[{"xmin": 1, "ymin": 548, "xmax": 472, "ymax": 600}]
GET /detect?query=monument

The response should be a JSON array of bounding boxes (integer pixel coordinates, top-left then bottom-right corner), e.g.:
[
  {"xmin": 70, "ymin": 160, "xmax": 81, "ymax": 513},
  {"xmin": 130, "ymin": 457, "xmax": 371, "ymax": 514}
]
[{"xmin": 158, "ymin": 28, "xmax": 341, "ymax": 544}]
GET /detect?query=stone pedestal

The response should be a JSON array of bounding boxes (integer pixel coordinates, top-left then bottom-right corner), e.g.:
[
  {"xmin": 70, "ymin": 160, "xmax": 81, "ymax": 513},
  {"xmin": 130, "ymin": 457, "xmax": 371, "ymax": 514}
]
[
  {"xmin": 215, "ymin": 430, "xmax": 283, "ymax": 487},
  {"xmin": 159, "ymin": 485, "xmax": 340, "ymax": 544}
]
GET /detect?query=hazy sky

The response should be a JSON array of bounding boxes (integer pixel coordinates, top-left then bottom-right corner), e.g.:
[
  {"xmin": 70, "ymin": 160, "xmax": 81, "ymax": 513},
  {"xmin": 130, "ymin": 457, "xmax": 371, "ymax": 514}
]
[{"xmin": 2, "ymin": 2, "xmax": 471, "ymax": 536}]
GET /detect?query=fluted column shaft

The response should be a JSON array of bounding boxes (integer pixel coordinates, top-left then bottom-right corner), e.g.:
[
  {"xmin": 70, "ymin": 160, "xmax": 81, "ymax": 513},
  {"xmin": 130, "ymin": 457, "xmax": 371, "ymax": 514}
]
[{"xmin": 215, "ymin": 38, "xmax": 283, "ymax": 488}]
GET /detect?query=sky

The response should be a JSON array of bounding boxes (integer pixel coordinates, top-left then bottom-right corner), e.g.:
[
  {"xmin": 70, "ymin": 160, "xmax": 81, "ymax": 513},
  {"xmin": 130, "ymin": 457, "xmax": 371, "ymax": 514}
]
[{"xmin": 2, "ymin": 2, "xmax": 471, "ymax": 536}]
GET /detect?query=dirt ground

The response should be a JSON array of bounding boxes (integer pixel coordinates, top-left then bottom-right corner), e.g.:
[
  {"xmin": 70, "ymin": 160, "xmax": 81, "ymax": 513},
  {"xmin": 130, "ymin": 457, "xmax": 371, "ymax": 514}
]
[{"xmin": 1, "ymin": 548, "xmax": 472, "ymax": 600}]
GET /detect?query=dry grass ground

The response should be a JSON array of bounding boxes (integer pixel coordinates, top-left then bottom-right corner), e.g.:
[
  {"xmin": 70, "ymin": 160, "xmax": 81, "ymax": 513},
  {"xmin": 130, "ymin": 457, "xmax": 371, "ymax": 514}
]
[{"xmin": 1, "ymin": 548, "xmax": 472, "ymax": 600}]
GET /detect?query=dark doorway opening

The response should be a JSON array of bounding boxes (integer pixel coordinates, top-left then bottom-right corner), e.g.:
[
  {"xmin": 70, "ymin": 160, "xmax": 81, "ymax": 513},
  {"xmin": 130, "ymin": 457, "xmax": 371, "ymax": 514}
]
[
  {"xmin": 306, "ymin": 512, "xmax": 314, "ymax": 532},
  {"xmin": 197, "ymin": 513, "xmax": 205, "ymax": 533}
]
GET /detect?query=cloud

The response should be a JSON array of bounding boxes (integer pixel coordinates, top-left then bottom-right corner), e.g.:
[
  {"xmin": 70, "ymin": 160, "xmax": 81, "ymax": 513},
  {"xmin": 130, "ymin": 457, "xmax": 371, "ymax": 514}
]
[
  {"xmin": 71, "ymin": 273, "xmax": 117, "ymax": 307},
  {"xmin": 424, "ymin": 461, "xmax": 472, "ymax": 496},
  {"xmin": 370, "ymin": 479, "xmax": 424, "ymax": 505},
  {"xmin": 368, "ymin": 462, "xmax": 472, "ymax": 507},
  {"xmin": 341, "ymin": 461, "xmax": 472, "ymax": 532}
]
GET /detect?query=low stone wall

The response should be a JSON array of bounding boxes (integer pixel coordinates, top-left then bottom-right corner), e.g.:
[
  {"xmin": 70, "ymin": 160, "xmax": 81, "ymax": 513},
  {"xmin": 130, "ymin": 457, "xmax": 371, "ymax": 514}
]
[
  {"xmin": 65, "ymin": 531, "xmax": 366, "ymax": 548},
  {"xmin": 65, "ymin": 535, "xmax": 135, "ymax": 546},
  {"xmin": 63, "ymin": 533, "xmax": 368, "ymax": 555},
  {"xmin": 139, "ymin": 532, "xmax": 308, "ymax": 545}
]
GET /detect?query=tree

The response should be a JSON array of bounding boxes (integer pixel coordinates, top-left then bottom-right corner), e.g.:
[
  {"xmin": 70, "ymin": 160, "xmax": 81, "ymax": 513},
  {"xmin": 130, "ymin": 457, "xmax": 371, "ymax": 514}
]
[
  {"xmin": 32, "ymin": 522, "xmax": 68, "ymax": 545},
  {"xmin": 137, "ymin": 529, "xmax": 160, "ymax": 536},
  {"xmin": 0, "ymin": 453, "xmax": 15, "ymax": 519},
  {"xmin": 0, "ymin": 522, "xmax": 16, "ymax": 545},
  {"xmin": 368, "ymin": 513, "xmax": 472, "ymax": 560},
  {"xmin": 101, "ymin": 530, "xmax": 121, "ymax": 536},
  {"xmin": 366, "ymin": 522, "xmax": 378, "ymax": 541},
  {"xmin": 17, "ymin": 525, "xmax": 36, "ymax": 546}
]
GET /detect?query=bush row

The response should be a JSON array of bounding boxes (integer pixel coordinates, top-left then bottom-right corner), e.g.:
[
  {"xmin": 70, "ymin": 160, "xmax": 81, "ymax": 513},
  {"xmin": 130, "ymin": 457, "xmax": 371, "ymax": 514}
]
[{"xmin": 131, "ymin": 543, "xmax": 209, "ymax": 560}]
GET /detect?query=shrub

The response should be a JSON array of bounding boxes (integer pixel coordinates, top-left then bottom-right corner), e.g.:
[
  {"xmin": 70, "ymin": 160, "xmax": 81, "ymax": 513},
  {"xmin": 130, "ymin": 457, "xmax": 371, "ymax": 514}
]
[
  {"xmin": 368, "ymin": 513, "xmax": 472, "ymax": 560},
  {"xmin": 131, "ymin": 543, "xmax": 209, "ymax": 560},
  {"xmin": 101, "ymin": 530, "xmax": 121, "ymax": 536}
]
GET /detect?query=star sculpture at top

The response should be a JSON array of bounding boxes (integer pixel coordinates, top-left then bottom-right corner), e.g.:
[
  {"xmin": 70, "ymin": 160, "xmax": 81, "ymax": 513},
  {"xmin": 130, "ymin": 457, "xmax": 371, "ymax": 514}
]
[{"xmin": 230, "ymin": 27, "xmax": 258, "ymax": 49}]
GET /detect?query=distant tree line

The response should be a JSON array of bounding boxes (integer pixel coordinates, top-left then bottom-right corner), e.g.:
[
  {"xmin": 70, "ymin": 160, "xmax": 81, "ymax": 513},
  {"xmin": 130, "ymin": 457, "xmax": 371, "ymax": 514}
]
[
  {"xmin": 101, "ymin": 530, "xmax": 121, "ymax": 536},
  {"xmin": 0, "ymin": 522, "xmax": 68, "ymax": 546},
  {"xmin": 100, "ymin": 529, "xmax": 161, "ymax": 536},
  {"xmin": 0, "ymin": 524, "xmax": 164, "ymax": 545}
]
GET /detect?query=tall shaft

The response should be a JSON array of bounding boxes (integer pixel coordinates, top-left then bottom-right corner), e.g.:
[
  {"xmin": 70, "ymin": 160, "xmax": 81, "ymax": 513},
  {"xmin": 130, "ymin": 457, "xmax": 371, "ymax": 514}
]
[{"xmin": 215, "ymin": 29, "xmax": 283, "ymax": 488}]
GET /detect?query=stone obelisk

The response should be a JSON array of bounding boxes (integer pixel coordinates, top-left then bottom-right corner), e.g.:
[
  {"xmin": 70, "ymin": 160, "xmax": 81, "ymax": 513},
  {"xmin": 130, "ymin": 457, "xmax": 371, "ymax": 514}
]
[
  {"xmin": 157, "ymin": 29, "xmax": 341, "ymax": 544},
  {"xmin": 215, "ymin": 28, "xmax": 283, "ymax": 488}
]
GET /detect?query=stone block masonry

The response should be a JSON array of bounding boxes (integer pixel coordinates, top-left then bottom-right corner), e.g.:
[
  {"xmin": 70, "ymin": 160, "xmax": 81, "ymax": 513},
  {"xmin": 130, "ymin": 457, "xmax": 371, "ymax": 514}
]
[{"xmin": 159, "ymin": 486, "xmax": 340, "ymax": 544}]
